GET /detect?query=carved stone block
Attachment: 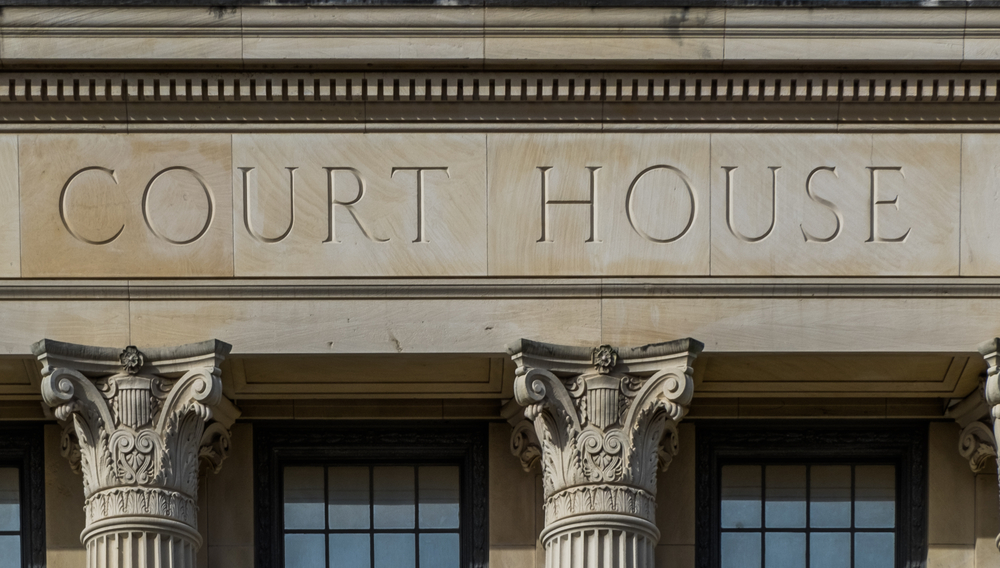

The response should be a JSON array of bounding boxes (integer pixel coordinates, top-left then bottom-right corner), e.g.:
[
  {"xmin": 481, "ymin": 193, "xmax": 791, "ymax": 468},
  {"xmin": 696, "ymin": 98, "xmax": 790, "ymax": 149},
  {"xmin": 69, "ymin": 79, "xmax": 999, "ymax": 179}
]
[
  {"xmin": 35, "ymin": 339, "xmax": 239, "ymax": 568},
  {"xmin": 508, "ymin": 338, "xmax": 702, "ymax": 568}
]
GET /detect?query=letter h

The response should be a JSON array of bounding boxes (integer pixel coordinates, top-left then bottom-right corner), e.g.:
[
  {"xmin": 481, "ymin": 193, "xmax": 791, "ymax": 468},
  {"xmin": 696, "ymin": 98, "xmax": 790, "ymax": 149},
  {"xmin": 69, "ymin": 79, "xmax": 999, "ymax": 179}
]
[{"xmin": 537, "ymin": 166, "xmax": 602, "ymax": 243}]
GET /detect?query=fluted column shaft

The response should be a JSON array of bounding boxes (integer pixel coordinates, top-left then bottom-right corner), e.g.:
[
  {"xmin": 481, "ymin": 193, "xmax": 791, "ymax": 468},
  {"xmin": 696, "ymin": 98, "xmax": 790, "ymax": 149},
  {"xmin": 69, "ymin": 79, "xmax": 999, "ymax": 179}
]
[
  {"xmin": 35, "ymin": 339, "xmax": 239, "ymax": 568},
  {"xmin": 508, "ymin": 338, "xmax": 702, "ymax": 568}
]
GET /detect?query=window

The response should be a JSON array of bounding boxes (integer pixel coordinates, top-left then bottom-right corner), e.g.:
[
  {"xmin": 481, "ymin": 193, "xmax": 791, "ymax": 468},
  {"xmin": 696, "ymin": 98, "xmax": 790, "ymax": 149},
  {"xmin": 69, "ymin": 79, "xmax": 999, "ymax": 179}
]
[
  {"xmin": 0, "ymin": 424, "xmax": 44, "ymax": 568},
  {"xmin": 283, "ymin": 465, "xmax": 461, "ymax": 567},
  {"xmin": 255, "ymin": 422, "xmax": 487, "ymax": 568},
  {"xmin": 696, "ymin": 422, "xmax": 927, "ymax": 568}
]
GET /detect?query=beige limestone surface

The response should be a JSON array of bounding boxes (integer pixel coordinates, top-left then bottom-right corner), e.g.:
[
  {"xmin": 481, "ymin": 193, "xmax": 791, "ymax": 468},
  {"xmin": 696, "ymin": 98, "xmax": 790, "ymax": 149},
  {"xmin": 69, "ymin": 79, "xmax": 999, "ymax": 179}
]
[
  {"xmin": 20, "ymin": 134, "xmax": 233, "ymax": 277},
  {"xmin": 0, "ymin": 137, "xmax": 19, "ymax": 278},
  {"xmin": 711, "ymin": 134, "xmax": 960, "ymax": 276},
  {"xmin": 1, "ymin": 8, "xmax": 243, "ymax": 67},
  {"xmin": 488, "ymin": 133, "xmax": 711, "ymax": 276},
  {"xmin": 233, "ymin": 133, "xmax": 487, "ymax": 277},
  {"xmin": 44, "ymin": 425, "xmax": 85, "ymax": 568},
  {"xmin": 129, "ymin": 297, "xmax": 603, "ymax": 355},
  {"xmin": 0, "ymin": 7, "xmax": 988, "ymax": 69},
  {"xmin": 242, "ymin": 8, "xmax": 484, "ymax": 66},
  {"xmin": 723, "ymin": 9, "xmax": 966, "ymax": 65},
  {"xmin": 962, "ymin": 135, "xmax": 1000, "ymax": 276},
  {"xmin": 483, "ymin": 8, "xmax": 724, "ymax": 66},
  {"xmin": 5, "ymin": 132, "xmax": 993, "ymax": 278}
]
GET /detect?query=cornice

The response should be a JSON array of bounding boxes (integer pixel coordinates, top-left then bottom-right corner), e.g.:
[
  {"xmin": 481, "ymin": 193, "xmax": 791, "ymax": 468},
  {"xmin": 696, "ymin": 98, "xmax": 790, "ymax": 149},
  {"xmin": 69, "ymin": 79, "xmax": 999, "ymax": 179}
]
[
  {"xmin": 11, "ymin": 278, "xmax": 1000, "ymax": 300},
  {"xmin": 0, "ymin": 6, "xmax": 991, "ymax": 71}
]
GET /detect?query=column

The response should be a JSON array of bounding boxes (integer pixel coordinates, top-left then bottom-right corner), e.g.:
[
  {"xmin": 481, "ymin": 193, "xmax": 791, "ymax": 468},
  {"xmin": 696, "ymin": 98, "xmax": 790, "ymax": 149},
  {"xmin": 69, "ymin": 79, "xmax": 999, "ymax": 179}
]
[
  {"xmin": 977, "ymin": 338, "xmax": 1000, "ymax": 550},
  {"xmin": 35, "ymin": 339, "xmax": 239, "ymax": 568},
  {"xmin": 508, "ymin": 338, "xmax": 702, "ymax": 568}
]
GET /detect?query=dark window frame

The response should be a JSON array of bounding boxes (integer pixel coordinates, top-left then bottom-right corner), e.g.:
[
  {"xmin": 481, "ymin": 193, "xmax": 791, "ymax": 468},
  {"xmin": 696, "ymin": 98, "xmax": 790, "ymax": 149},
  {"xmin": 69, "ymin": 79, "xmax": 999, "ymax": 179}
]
[
  {"xmin": 254, "ymin": 421, "xmax": 488, "ymax": 568},
  {"xmin": 0, "ymin": 424, "xmax": 45, "ymax": 568},
  {"xmin": 695, "ymin": 421, "xmax": 927, "ymax": 568}
]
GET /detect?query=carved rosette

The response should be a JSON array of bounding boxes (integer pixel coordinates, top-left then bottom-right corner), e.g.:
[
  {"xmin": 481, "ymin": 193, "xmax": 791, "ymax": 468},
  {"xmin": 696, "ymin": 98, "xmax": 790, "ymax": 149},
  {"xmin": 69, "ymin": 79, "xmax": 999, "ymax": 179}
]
[
  {"xmin": 509, "ymin": 338, "xmax": 702, "ymax": 568},
  {"xmin": 35, "ymin": 339, "xmax": 239, "ymax": 568}
]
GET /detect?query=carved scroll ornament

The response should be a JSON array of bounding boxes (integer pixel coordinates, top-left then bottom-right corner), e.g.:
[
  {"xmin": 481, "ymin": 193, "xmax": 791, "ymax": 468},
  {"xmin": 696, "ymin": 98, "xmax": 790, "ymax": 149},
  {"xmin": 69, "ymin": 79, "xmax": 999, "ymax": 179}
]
[
  {"xmin": 976, "ymin": 338, "xmax": 1000, "ymax": 551},
  {"xmin": 509, "ymin": 338, "xmax": 702, "ymax": 529},
  {"xmin": 35, "ymin": 339, "xmax": 238, "ymax": 563},
  {"xmin": 945, "ymin": 379, "xmax": 997, "ymax": 474}
]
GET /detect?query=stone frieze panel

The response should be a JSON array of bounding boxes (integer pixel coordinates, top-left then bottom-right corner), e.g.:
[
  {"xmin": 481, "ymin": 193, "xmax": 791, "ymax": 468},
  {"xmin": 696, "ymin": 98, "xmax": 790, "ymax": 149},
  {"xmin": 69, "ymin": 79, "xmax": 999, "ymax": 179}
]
[
  {"xmin": 233, "ymin": 133, "xmax": 487, "ymax": 277},
  {"xmin": 710, "ymin": 133, "xmax": 960, "ymax": 276},
  {"xmin": 4, "ymin": 132, "xmax": 999, "ymax": 278},
  {"xmin": 19, "ymin": 134, "xmax": 233, "ymax": 278},
  {"xmin": 488, "ymin": 133, "xmax": 712, "ymax": 276}
]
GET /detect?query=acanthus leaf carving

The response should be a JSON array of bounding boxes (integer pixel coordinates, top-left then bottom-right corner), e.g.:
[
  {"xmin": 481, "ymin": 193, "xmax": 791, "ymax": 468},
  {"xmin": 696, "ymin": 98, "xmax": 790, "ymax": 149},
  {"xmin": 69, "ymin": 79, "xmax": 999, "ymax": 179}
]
[
  {"xmin": 976, "ymin": 338, "xmax": 1000, "ymax": 552},
  {"xmin": 959, "ymin": 421, "xmax": 997, "ymax": 474},
  {"xmin": 34, "ymin": 338, "xmax": 239, "ymax": 565},
  {"xmin": 508, "ymin": 338, "xmax": 702, "ymax": 526}
]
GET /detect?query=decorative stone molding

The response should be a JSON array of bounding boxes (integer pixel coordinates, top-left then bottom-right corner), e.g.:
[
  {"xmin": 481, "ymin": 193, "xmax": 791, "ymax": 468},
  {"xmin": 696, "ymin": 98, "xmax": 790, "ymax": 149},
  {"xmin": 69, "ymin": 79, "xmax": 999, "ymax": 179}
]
[
  {"xmin": 35, "ymin": 338, "xmax": 239, "ymax": 568},
  {"xmin": 946, "ymin": 382, "xmax": 997, "ymax": 473},
  {"xmin": 5, "ymin": 73, "xmax": 1000, "ymax": 105},
  {"xmin": 976, "ymin": 338, "xmax": 1000, "ymax": 550},
  {"xmin": 508, "ymin": 338, "xmax": 702, "ymax": 568}
]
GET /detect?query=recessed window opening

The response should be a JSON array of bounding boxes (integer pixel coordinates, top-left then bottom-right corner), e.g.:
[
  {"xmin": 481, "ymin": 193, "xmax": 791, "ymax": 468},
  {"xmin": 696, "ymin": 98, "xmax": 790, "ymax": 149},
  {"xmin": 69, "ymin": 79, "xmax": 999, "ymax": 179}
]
[
  {"xmin": 720, "ymin": 462, "xmax": 896, "ymax": 568},
  {"xmin": 282, "ymin": 464, "xmax": 461, "ymax": 568}
]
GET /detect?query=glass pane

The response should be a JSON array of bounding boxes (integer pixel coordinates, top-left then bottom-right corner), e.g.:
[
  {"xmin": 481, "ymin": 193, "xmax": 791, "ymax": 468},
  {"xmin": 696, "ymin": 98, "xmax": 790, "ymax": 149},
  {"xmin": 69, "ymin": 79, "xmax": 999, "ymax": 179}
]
[
  {"xmin": 284, "ymin": 467, "xmax": 325, "ymax": 530},
  {"xmin": 0, "ymin": 535, "xmax": 18, "ymax": 568},
  {"xmin": 721, "ymin": 532, "xmax": 761, "ymax": 568},
  {"xmin": 285, "ymin": 533, "xmax": 325, "ymax": 568},
  {"xmin": 329, "ymin": 533, "xmax": 371, "ymax": 568},
  {"xmin": 810, "ymin": 466, "xmax": 851, "ymax": 528},
  {"xmin": 419, "ymin": 466, "xmax": 460, "ymax": 529},
  {"xmin": 374, "ymin": 533, "xmax": 415, "ymax": 568},
  {"xmin": 722, "ymin": 465, "xmax": 762, "ymax": 529},
  {"xmin": 328, "ymin": 467, "xmax": 370, "ymax": 530},
  {"xmin": 855, "ymin": 465, "xmax": 895, "ymax": 528},
  {"xmin": 419, "ymin": 533, "xmax": 460, "ymax": 568},
  {"xmin": 765, "ymin": 532, "xmax": 805, "ymax": 568},
  {"xmin": 765, "ymin": 465, "xmax": 806, "ymax": 528},
  {"xmin": 0, "ymin": 469, "xmax": 18, "ymax": 533},
  {"xmin": 374, "ymin": 467, "xmax": 415, "ymax": 529},
  {"xmin": 855, "ymin": 532, "xmax": 894, "ymax": 568},
  {"xmin": 810, "ymin": 533, "xmax": 850, "ymax": 568}
]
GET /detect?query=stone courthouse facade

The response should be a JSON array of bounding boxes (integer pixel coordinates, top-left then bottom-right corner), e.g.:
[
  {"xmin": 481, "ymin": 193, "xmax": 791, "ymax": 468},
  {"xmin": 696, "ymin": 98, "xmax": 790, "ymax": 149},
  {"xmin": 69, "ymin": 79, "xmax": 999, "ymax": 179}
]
[{"xmin": 0, "ymin": 2, "xmax": 997, "ymax": 568}]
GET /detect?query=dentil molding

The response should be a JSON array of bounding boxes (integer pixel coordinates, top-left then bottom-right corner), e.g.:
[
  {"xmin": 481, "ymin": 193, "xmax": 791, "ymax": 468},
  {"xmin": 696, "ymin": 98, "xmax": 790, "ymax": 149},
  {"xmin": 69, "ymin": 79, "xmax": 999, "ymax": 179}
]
[{"xmin": 5, "ymin": 73, "xmax": 1000, "ymax": 104}]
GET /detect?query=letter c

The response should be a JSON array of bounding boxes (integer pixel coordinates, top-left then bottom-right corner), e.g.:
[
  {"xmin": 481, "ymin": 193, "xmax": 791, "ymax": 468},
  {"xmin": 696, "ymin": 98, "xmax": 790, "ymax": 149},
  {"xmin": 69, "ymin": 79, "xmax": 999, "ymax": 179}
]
[{"xmin": 59, "ymin": 166, "xmax": 124, "ymax": 245}]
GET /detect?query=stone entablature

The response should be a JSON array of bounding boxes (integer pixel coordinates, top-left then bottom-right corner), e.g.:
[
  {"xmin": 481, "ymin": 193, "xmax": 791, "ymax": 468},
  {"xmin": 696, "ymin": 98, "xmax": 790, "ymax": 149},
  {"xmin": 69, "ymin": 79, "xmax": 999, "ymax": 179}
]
[
  {"xmin": 2, "ymin": 132, "xmax": 999, "ymax": 280},
  {"xmin": 36, "ymin": 339, "xmax": 238, "ymax": 568},
  {"xmin": 509, "ymin": 338, "xmax": 701, "ymax": 568},
  {"xmin": 0, "ymin": 7, "xmax": 988, "ymax": 70}
]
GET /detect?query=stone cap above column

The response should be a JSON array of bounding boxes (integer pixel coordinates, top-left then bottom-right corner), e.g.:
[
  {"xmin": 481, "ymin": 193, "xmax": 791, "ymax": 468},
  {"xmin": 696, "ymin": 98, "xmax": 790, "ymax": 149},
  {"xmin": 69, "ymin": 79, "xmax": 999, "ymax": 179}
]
[
  {"xmin": 32, "ymin": 338, "xmax": 231, "ymax": 378},
  {"xmin": 507, "ymin": 337, "xmax": 704, "ymax": 376}
]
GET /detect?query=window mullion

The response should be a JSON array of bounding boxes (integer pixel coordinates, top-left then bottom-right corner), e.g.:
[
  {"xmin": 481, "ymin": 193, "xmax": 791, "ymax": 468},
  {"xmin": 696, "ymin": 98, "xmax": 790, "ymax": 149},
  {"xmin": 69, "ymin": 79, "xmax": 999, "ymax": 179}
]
[{"xmin": 370, "ymin": 466, "xmax": 375, "ymax": 568}]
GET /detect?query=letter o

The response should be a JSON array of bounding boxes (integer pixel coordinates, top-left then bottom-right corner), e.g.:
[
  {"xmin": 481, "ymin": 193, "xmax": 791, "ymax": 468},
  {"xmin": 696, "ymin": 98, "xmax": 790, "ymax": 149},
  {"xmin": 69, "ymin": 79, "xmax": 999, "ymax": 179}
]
[
  {"xmin": 141, "ymin": 166, "xmax": 215, "ymax": 245},
  {"xmin": 625, "ymin": 165, "xmax": 697, "ymax": 244}
]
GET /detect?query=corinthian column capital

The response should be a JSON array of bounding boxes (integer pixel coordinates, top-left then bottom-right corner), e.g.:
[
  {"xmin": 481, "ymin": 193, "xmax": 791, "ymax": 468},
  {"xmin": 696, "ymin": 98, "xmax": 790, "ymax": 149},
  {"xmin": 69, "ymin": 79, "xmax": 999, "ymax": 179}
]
[
  {"xmin": 508, "ymin": 338, "xmax": 702, "ymax": 568},
  {"xmin": 976, "ymin": 338, "xmax": 1000, "ymax": 551},
  {"xmin": 34, "ymin": 339, "xmax": 238, "ymax": 568}
]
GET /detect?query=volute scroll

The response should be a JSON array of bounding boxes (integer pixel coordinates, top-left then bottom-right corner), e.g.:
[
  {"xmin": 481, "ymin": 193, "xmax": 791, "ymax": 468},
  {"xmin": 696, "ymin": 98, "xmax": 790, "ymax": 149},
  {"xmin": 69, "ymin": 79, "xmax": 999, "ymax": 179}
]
[
  {"xmin": 507, "ymin": 337, "xmax": 702, "ymax": 568},
  {"xmin": 34, "ymin": 338, "xmax": 239, "ymax": 568}
]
